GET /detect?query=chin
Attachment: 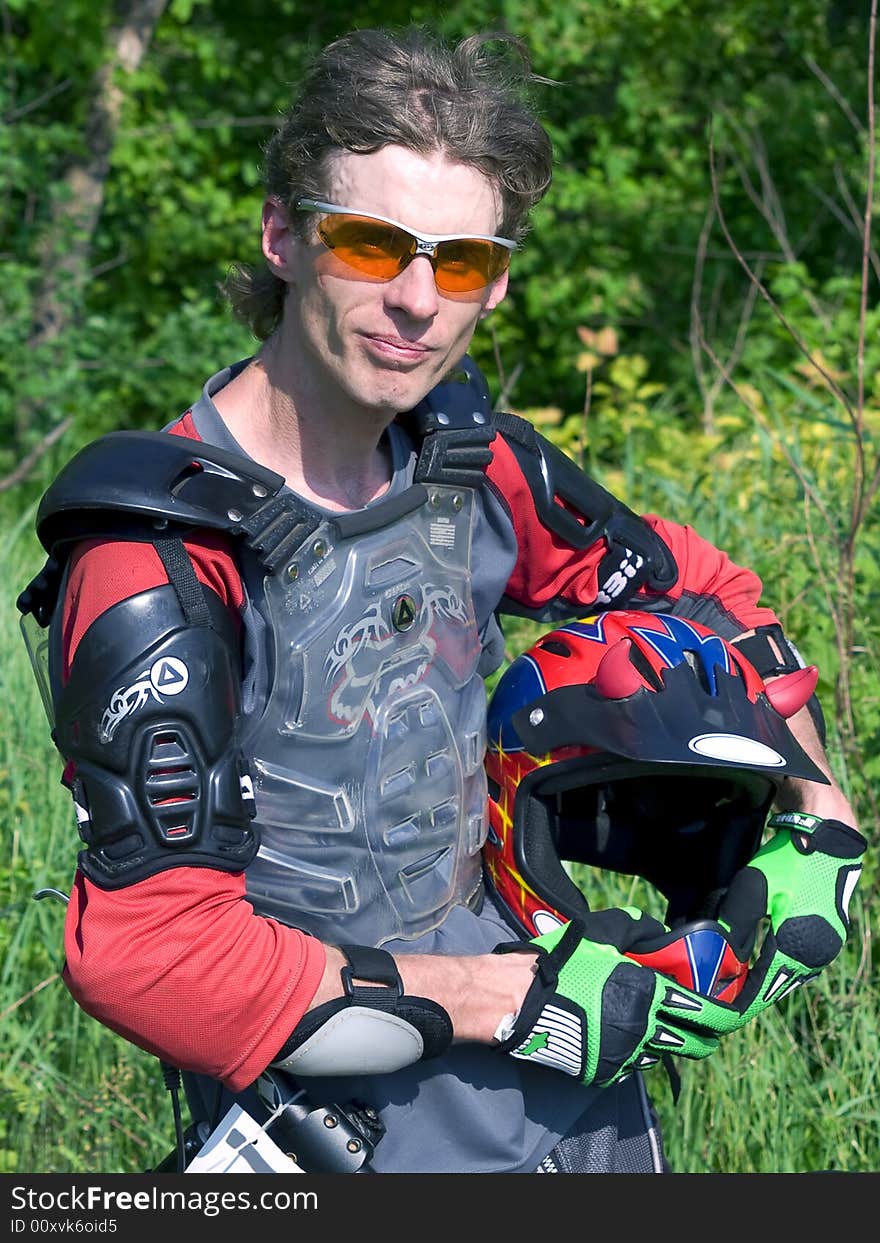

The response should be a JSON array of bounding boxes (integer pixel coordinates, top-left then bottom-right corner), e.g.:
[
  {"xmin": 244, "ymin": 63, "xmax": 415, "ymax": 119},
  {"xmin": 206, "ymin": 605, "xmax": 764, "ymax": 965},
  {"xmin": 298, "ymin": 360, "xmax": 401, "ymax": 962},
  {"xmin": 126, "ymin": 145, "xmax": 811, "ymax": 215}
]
[{"xmin": 353, "ymin": 369, "xmax": 436, "ymax": 415}]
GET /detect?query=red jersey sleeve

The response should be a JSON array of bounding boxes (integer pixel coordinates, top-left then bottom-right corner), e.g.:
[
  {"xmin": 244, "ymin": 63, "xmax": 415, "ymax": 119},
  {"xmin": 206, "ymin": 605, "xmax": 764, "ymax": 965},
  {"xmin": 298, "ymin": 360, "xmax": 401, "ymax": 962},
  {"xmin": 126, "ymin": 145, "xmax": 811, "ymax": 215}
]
[
  {"xmin": 59, "ymin": 416, "xmax": 325, "ymax": 1093},
  {"xmin": 486, "ymin": 429, "xmax": 779, "ymax": 634}
]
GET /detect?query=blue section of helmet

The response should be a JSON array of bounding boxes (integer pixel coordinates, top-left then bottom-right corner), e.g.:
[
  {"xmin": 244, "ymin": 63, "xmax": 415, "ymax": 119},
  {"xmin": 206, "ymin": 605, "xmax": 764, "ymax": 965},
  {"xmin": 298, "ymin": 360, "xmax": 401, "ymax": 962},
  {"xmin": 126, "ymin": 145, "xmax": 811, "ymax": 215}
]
[
  {"xmin": 632, "ymin": 614, "xmax": 730, "ymax": 694},
  {"xmin": 486, "ymin": 653, "xmax": 546, "ymax": 752},
  {"xmin": 559, "ymin": 617, "xmax": 608, "ymax": 643},
  {"xmin": 684, "ymin": 928, "xmax": 728, "ymax": 995}
]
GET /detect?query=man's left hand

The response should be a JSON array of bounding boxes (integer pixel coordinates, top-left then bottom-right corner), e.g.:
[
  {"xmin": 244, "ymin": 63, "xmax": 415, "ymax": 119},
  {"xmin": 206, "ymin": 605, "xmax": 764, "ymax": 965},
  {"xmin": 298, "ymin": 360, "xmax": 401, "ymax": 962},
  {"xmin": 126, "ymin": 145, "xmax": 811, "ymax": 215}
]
[{"xmin": 718, "ymin": 813, "xmax": 866, "ymax": 1023}]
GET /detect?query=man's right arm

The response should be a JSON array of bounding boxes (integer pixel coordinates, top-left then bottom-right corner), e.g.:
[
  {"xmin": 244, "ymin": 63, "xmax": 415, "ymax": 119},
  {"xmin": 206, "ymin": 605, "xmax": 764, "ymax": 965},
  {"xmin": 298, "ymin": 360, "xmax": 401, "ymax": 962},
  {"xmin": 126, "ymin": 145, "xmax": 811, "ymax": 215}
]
[
  {"xmin": 58, "ymin": 535, "xmax": 327, "ymax": 1092},
  {"xmin": 57, "ymin": 536, "xmax": 542, "ymax": 1091}
]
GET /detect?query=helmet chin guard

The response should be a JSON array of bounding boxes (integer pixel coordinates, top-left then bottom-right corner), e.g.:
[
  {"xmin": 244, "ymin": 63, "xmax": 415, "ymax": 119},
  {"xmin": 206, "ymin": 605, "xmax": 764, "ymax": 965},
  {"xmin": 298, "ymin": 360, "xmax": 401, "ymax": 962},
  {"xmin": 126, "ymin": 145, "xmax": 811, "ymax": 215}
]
[{"xmin": 483, "ymin": 611, "xmax": 827, "ymax": 945}]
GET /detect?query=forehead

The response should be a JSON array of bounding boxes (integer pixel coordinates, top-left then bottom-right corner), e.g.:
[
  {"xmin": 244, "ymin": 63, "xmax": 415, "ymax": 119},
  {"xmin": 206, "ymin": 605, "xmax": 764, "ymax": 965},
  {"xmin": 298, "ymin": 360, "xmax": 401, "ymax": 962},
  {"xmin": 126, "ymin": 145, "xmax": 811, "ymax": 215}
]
[{"xmin": 324, "ymin": 145, "xmax": 503, "ymax": 236}]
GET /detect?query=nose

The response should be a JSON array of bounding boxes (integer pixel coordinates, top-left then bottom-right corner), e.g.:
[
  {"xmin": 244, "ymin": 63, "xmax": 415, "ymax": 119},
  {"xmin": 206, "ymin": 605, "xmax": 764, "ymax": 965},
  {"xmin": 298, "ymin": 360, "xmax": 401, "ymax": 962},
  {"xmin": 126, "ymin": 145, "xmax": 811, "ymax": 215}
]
[{"xmin": 384, "ymin": 254, "xmax": 440, "ymax": 321}]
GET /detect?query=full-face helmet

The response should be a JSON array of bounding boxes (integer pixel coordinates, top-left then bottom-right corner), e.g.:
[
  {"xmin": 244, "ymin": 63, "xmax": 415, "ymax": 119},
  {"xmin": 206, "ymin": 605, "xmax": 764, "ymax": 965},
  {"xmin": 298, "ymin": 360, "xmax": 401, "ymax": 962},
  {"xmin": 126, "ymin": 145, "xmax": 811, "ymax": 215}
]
[{"xmin": 483, "ymin": 611, "xmax": 825, "ymax": 1000}]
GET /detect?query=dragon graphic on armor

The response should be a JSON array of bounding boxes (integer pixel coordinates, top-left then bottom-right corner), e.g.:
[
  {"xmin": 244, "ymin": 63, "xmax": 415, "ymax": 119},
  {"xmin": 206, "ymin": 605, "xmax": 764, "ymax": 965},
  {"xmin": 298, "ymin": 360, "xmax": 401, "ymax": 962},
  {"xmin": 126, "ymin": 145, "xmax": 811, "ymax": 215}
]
[{"xmin": 323, "ymin": 585, "xmax": 471, "ymax": 727}]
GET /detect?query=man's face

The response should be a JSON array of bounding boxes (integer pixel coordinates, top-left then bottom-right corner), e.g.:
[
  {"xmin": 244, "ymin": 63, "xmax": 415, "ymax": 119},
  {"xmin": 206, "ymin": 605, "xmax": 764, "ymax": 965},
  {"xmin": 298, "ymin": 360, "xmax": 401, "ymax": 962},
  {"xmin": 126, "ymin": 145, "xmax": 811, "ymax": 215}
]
[{"xmin": 263, "ymin": 145, "xmax": 510, "ymax": 417}]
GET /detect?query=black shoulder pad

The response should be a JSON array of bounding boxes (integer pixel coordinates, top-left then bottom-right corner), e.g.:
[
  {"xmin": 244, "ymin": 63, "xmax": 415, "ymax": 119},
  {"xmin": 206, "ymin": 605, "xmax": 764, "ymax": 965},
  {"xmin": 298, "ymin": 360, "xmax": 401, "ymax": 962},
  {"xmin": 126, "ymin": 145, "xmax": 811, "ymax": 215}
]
[
  {"xmin": 494, "ymin": 411, "xmax": 679, "ymax": 604},
  {"xmin": 34, "ymin": 431, "xmax": 324, "ymax": 574},
  {"xmin": 404, "ymin": 355, "xmax": 495, "ymax": 487},
  {"xmin": 55, "ymin": 582, "xmax": 258, "ymax": 887},
  {"xmin": 406, "ymin": 354, "xmax": 493, "ymax": 434}
]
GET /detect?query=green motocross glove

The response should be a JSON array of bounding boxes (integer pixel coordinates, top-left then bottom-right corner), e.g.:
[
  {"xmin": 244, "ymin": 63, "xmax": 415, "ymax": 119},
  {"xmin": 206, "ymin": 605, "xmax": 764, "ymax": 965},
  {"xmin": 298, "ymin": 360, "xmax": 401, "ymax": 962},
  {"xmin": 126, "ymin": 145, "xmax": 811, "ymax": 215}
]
[
  {"xmin": 494, "ymin": 907, "xmax": 742, "ymax": 1088},
  {"xmin": 718, "ymin": 813, "xmax": 867, "ymax": 1023}
]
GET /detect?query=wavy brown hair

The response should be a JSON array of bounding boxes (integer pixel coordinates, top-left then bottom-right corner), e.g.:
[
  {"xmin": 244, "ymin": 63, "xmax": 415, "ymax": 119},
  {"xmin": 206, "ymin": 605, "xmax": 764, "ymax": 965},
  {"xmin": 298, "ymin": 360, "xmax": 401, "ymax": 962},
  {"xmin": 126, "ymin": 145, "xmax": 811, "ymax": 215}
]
[{"xmin": 225, "ymin": 25, "xmax": 554, "ymax": 340}]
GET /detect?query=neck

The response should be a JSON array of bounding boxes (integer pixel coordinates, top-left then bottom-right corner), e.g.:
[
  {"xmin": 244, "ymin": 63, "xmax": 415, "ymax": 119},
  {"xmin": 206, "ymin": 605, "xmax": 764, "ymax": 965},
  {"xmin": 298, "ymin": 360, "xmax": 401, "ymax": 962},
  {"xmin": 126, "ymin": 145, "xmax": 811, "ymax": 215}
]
[{"xmin": 214, "ymin": 338, "xmax": 394, "ymax": 512}]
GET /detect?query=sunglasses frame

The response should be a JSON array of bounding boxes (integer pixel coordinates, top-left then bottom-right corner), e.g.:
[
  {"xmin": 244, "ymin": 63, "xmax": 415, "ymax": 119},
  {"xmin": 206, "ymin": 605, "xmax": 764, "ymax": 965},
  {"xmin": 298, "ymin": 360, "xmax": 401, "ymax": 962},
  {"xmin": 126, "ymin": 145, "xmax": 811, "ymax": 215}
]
[{"xmin": 294, "ymin": 198, "xmax": 516, "ymax": 290}]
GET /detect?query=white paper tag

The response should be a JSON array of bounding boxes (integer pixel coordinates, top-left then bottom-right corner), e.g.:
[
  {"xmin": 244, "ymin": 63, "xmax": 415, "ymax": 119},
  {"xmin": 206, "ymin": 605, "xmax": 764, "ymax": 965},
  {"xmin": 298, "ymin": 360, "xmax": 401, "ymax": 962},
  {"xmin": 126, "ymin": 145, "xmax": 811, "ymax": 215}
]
[
  {"xmin": 493, "ymin": 1010, "xmax": 519, "ymax": 1043},
  {"xmin": 185, "ymin": 1104, "xmax": 305, "ymax": 1174}
]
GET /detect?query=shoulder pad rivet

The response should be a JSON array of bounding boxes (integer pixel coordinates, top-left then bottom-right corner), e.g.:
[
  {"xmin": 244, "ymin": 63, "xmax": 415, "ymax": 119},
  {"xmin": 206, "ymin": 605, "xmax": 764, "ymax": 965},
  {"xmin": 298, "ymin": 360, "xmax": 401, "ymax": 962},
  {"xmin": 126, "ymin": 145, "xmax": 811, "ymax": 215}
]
[
  {"xmin": 153, "ymin": 518, "xmax": 168, "ymax": 530},
  {"xmin": 436, "ymin": 411, "xmax": 450, "ymax": 425},
  {"xmin": 473, "ymin": 411, "xmax": 487, "ymax": 424},
  {"xmin": 287, "ymin": 564, "xmax": 299, "ymax": 581},
  {"xmin": 452, "ymin": 494, "xmax": 463, "ymax": 511},
  {"xmin": 227, "ymin": 508, "xmax": 243, "ymax": 522},
  {"xmin": 529, "ymin": 708, "xmax": 544, "ymax": 726},
  {"xmin": 252, "ymin": 484, "xmax": 268, "ymax": 498}
]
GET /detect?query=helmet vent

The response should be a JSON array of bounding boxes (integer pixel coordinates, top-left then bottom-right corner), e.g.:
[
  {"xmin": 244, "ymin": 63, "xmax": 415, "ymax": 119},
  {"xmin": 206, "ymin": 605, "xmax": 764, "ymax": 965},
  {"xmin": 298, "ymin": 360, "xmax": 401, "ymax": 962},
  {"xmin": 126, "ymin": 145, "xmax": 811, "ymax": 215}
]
[
  {"xmin": 683, "ymin": 649, "xmax": 713, "ymax": 693},
  {"xmin": 627, "ymin": 642, "xmax": 663, "ymax": 691},
  {"xmin": 537, "ymin": 638, "xmax": 572, "ymax": 657}
]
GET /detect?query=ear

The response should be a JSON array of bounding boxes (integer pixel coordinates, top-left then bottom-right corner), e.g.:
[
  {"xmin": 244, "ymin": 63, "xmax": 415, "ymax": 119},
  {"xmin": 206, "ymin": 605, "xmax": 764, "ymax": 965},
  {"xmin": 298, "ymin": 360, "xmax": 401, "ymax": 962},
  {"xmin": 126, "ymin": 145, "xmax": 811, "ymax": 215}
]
[
  {"xmin": 479, "ymin": 267, "xmax": 509, "ymax": 319},
  {"xmin": 261, "ymin": 196, "xmax": 294, "ymax": 281}
]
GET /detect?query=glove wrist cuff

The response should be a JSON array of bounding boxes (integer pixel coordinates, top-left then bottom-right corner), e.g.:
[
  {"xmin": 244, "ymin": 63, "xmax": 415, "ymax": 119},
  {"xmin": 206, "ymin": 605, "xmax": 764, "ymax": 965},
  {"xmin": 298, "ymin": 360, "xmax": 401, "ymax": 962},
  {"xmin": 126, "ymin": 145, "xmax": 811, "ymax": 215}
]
[{"xmin": 767, "ymin": 810, "xmax": 823, "ymax": 834}]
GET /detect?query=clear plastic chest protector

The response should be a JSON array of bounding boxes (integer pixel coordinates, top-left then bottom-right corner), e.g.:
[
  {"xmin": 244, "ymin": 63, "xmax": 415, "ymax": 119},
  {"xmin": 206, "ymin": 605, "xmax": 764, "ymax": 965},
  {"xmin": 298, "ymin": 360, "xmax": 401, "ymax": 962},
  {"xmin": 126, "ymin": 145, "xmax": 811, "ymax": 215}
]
[{"xmin": 241, "ymin": 483, "xmax": 489, "ymax": 946}]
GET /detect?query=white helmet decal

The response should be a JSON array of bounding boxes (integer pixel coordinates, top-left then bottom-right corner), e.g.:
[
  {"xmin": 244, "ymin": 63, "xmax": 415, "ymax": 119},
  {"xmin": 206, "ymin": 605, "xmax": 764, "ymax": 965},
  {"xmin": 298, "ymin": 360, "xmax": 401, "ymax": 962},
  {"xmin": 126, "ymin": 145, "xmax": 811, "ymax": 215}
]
[{"xmin": 687, "ymin": 733, "xmax": 786, "ymax": 767}]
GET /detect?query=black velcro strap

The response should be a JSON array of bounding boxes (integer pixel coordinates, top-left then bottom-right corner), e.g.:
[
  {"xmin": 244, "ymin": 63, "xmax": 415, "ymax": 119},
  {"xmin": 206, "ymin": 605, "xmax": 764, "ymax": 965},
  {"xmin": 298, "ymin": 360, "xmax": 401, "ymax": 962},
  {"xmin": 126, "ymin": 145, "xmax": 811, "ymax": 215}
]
[
  {"xmin": 154, "ymin": 538, "xmax": 212, "ymax": 627},
  {"xmin": 662, "ymin": 1054, "xmax": 682, "ymax": 1105},
  {"xmin": 338, "ymin": 944, "xmax": 403, "ymax": 999},
  {"xmin": 545, "ymin": 920, "xmax": 585, "ymax": 976},
  {"xmin": 731, "ymin": 624, "xmax": 803, "ymax": 677},
  {"xmin": 492, "ymin": 410, "xmax": 537, "ymax": 449}
]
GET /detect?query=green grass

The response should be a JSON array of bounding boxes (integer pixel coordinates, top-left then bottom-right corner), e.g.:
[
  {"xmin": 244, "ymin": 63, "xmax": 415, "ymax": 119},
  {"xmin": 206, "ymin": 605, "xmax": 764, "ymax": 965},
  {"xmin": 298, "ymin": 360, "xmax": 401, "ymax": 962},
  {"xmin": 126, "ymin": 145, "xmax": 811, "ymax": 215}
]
[
  {"xmin": 1, "ymin": 484, "xmax": 877, "ymax": 1175},
  {"xmin": 0, "ymin": 501, "xmax": 173, "ymax": 1173}
]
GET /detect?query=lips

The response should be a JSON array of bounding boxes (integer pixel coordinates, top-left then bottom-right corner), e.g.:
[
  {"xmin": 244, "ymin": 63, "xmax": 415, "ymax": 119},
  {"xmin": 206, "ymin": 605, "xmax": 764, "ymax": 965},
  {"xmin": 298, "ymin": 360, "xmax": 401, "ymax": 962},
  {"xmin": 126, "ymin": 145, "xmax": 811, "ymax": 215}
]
[{"xmin": 361, "ymin": 334, "xmax": 432, "ymax": 362}]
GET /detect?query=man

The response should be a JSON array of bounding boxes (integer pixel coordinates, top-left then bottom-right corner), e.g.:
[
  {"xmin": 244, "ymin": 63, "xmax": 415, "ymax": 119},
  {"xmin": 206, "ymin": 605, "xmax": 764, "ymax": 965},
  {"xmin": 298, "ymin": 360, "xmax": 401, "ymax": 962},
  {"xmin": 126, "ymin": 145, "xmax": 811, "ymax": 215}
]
[{"xmin": 21, "ymin": 26, "xmax": 862, "ymax": 1174}]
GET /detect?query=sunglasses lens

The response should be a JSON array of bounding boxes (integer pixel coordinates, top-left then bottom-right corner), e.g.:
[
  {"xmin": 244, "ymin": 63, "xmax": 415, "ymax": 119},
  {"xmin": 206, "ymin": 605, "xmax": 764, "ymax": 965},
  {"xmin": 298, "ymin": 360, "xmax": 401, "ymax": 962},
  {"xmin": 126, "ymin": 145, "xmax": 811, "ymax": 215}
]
[
  {"xmin": 314, "ymin": 211, "xmax": 510, "ymax": 292},
  {"xmin": 433, "ymin": 240, "xmax": 511, "ymax": 292},
  {"xmin": 317, "ymin": 214, "xmax": 411, "ymax": 279}
]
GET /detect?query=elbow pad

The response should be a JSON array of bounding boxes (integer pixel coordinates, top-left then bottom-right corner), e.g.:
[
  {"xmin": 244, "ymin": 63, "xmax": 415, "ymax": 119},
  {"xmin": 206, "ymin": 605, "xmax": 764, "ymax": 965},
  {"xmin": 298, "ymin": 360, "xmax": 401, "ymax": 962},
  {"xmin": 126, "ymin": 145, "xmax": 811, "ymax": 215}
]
[
  {"xmin": 54, "ymin": 582, "xmax": 258, "ymax": 888},
  {"xmin": 271, "ymin": 945, "xmax": 453, "ymax": 1077}
]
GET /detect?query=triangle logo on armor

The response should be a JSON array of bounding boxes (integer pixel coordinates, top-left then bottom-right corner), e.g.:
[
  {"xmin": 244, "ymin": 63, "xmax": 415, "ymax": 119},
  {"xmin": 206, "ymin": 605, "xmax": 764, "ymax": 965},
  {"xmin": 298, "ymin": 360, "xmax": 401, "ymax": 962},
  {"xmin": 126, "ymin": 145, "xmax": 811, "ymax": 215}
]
[
  {"xmin": 149, "ymin": 656, "xmax": 189, "ymax": 696},
  {"xmin": 392, "ymin": 594, "xmax": 418, "ymax": 632}
]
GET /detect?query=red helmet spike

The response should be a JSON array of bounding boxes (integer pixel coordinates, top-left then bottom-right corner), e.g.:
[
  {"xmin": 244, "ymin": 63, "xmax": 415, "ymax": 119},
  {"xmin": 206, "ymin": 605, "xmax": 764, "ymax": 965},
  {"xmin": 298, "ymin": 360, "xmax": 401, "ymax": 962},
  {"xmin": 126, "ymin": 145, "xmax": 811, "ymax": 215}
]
[
  {"xmin": 594, "ymin": 637, "xmax": 645, "ymax": 699},
  {"xmin": 763, "ymin": 665, "xmax": 819, "ymax": 718}
]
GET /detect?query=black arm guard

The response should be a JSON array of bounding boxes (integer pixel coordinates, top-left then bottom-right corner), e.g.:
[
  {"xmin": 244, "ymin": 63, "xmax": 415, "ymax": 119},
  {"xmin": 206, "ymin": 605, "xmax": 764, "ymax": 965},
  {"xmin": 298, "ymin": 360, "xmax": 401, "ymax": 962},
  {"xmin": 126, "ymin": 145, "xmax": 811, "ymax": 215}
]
[
  {"xmin": 54, "ymin": 582, "xmax": 257, "ymax": 888},
  {"xmin": 493, "ymin": 411, "xmax": 679, "ymax": 618}
]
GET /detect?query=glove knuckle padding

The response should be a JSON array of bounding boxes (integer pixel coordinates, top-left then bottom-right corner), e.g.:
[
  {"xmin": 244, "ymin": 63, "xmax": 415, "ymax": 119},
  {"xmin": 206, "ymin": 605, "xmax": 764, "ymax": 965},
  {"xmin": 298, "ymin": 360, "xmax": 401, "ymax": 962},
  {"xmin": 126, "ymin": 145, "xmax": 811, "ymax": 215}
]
[
  {"xmin": 776, "ymin": 914, "xmax": 842, "ymax": 968},
  {"xmin": 595, "ymin": 961, "xmax": 656, "ymax": 1084}
]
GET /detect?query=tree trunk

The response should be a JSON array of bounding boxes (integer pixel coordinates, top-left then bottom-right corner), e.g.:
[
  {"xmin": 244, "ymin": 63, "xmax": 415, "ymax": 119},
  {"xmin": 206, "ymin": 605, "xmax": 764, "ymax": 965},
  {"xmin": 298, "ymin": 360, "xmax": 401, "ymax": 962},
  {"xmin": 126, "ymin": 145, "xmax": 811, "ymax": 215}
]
[{"xmin": 28, "ymin": 0, "xmax": 169, "ymax": 354}]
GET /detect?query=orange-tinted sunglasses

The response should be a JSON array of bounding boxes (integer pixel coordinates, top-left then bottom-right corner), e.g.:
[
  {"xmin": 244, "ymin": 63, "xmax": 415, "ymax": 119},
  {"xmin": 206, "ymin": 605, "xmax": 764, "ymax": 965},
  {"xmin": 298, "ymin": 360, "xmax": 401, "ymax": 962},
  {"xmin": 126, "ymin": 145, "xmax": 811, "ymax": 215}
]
[{"xmin": 295, "ymin": 198, "xmax": 516, "ymax": 293}]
